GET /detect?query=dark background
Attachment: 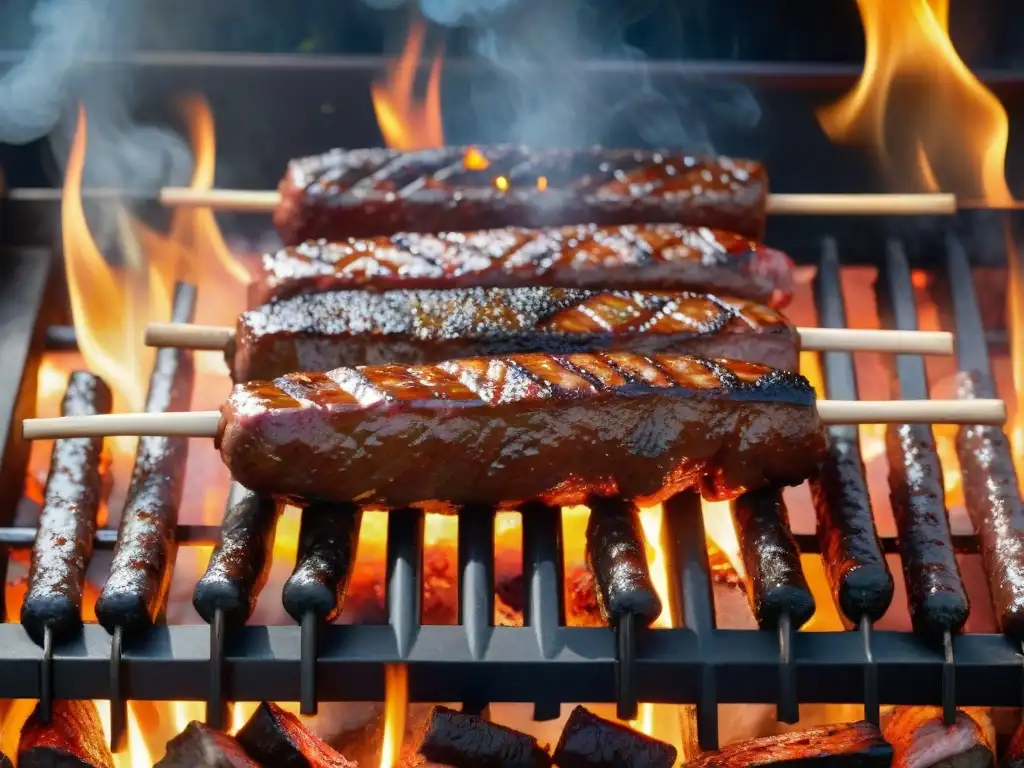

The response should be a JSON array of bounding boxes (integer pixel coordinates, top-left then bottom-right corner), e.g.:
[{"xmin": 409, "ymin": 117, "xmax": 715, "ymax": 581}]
[{"xmin": 0, "ymin": 0, "xmax": 1020, "ymax": 67}]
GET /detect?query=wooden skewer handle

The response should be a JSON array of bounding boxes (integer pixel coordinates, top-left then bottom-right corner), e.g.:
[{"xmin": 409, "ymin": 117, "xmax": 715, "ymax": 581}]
[
  {"xmin": 21, "ymin": 399, "xmax": 1005, "ymax": 440},
  {"xmin": 766, "ymin": 193, "xmax": 956, "ymax": 216},
  {"xmin": 145, "ymin": 323, "xmax": 234, "ymax": 350},
  {"xmin": 796, "ymin": 328, "xmax": 953, "ymax": 355},
  {"xmin": 817, "ymin": 399, "xmax": 1005, "ymax": 425},
  {"xmin": 157, "ymin": 187, "xmax": 958, "ymax": 217},
  {"xmin": 22, "ymin": 411, "xmax": 222, "ymax": 440}
]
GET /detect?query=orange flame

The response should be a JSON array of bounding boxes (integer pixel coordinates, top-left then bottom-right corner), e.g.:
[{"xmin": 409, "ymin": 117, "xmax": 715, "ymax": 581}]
[
  {"xmin": 371, "ymin": 22, "xmax": 444, "ymax": 150},
  {"xmin": 536, "ymin": 176, "xmax": 549, "ymax": 192},
  {"xmin": 817, "ymin": 0, "xmax": 1012, "ymax": 204},
  {"xmin": 495, "ymin": 176, "xmax": 509, "ymax": 192},
  {"xmin": 379, "ymin": 664, "xmax": 409, "ymax": 768}
]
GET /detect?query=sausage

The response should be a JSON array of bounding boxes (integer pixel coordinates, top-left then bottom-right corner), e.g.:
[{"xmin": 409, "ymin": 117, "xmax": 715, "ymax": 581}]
[
  {"xmin": 585, "ymin": 497, "xmax": 661, "ymax": 627},
  {"xmin": 808, "ymin": 425, "xmax": 894, "ymax": 625},
  {"xmin": 216, "ymin": 352, "xmax": 827, "ymax": 510},
  {"xmin": 282, "ymin": 502, "xmax": 362, "ymax": 623},
  {"xmin": 886, "ymin": 423, "xmax": 970, "ymax": 635},
  {"xmin": 95, "ymin": 286, "xmax": 196, "ymax": 635},
  {"xmin": 731, "ymin": 488, "xmax": 815, "ymax": 630},
  {"xmin": 192, "ymin": 484, "xmax": 281, "ymax": 626},
  {"xmin": 21, "ymin": 372, "xmax": 112, "ymax": 645},
  {"xmin": 955, "ymin": 370, "xmax": 1024, "ymax": 636}
]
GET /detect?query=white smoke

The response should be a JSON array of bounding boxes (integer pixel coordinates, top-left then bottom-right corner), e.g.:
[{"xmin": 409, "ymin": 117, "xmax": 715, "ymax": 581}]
[{"xmin": 0, "ymin": 0, "xmax": 192, "ymax": 194}]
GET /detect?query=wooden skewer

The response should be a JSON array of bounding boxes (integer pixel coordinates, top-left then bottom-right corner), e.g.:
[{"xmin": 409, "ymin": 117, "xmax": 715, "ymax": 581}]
[
  {"xmin": 143, "ymin": 321, "xmax": 956, "ymax": 357},
  {"xmin": 157, "ymin": 187, "xmax": 958, "ymax": 217},
  {"xmin": 21, "ymin": 398, "xmax": 1006, "ymax": 441}
]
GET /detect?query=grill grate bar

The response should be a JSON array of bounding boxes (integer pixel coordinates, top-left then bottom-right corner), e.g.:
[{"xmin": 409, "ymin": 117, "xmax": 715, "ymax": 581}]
[
  {"xmin": 879, "ymin": 240, "xmax": 930, "ymax": 400},
  {"xmin": 663, "ymin": 492, "xmax": 718, "ymax": 750},
  {"xmin": 814, "ymin": 238, "xmax": 859, "ymax": 401},
  {"xmin": 946, "ymin": 236, "xmax": 996, "ymax": 392},
  {"xmin": 520, "ymin": 502, "xmax": 565, "ymax": 721},
  {"xmin": 386, "ymin": 509, "xmax": 424, "ymax": 659},
  {"xmin": 458, "ymin": 505, "xmax": 496, "ymax": 713}
]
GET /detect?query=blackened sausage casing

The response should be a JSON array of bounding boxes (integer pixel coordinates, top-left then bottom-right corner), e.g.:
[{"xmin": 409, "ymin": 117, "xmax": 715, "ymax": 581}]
[
  {"xmin": 886, "ymin": 423, "xmax": 970, "ymax": 636},
  {"xmin": 956, "ymin": 371, "xmax": 1024, "ymax": 636},
  {"xmin": 216, "ymin": 352, "xmax": 827, "ymax": 510},
  {"xmin": 282, "ymin": 502, "xmax": 362, "ymax": 623},
  {"xmin": 585, "ymin": 497, "xmax": 661, "ymax": 627},
  {"xmin": 22, "ymin": 372, "xmax": 112, "ymax": 646},
  {"xmin": 193, "ymin": 484, "xmax": 281, "ymax": 626},
  {"xmin": 275, "ymin": 146, "xmax": 770, "ymax": 245},
  {"xmin": 809, "ymin": 425, "xmax": 894, "ymax": 626},
  {"xmin": 96, "ymin": 323, "xmax": 195, "ymax": 635},
  {"xmin": 732, "ymin": 488, "xmax": 815, "ymax": 630}
]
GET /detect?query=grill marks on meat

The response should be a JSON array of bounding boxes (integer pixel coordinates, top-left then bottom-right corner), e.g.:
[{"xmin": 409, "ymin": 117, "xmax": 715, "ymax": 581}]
[
  {"xmin": 232, "ymin": 287, "xmax": 797, "ymax": 381},
  {"xmin": 251, "ymin": 223, "xmax": 793, "ymax": 309},
  {"xmin": 883, "ymin": 707, "xmax": 994, "ymax": 768},
  {"xmin": 274, "ymin": 146, "xmax": 769, "ymax": 246},
  {"xmin": 217, "ymin": 352, "xmax": 825, "ymax": 510},
  {"xmin": 685, "ymin": 721, "xmax": 892, "ymax": 767},
  {"xmin": 18, "ymin": 700, "xmax": 115, "ymax": 768},
  {"xmin": 22, "ymin": 372, "xmax": 113, "ymax": 646},
  {"xmin": 955, "ymin": 371, "xmax": 1024, "ymax": 637}
]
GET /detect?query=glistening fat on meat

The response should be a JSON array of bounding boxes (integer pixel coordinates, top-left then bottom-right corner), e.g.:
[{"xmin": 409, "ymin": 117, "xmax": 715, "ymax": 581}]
[
  {"xmin": 230, "ymin": 287, "xmax": 799, "ymax": 382},
  {"xmin": 274, "ymin": 146, "xmax": 770, "ymax": 245},
  {"xmin": 251, "ymin": 222, "xmax": 792, "ymax": 308},
  {"xmin": 215, "ymin": 352, "xmax": 827, "ymax": 509}
]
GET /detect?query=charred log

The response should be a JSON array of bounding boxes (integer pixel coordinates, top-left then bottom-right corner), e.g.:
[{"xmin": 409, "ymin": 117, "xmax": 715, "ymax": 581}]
[
  {"xmin": 417, "ymin": 705, "xmax": 552, "ymax": 768},
  {"xmin": 155, "ymin": 721, "xmax": 259, "ymax": 768},
  {"xmin": 685, "ymin": 721, "xmax": 892, "ymax": 767},
  {"xmin": 18, "ymin": 700, "xmax": 115, "ymax": 768},
  {"xmin": 236, "ymin": 701, "xmax": 355, "ymax": 767},
  {"xmin": 553, "ymin": 705, "xmax": 676, "ymax": 768},
  {"xmin": 883, "ymin": 707, "xmax": 994, "ymax": 768}
]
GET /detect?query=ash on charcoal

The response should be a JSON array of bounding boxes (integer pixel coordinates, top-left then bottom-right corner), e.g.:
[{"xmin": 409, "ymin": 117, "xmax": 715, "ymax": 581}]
[
  {"xmin": 553, "ymin": 705, "xmax": 676, "ymax": 768},
  {"xmin": 236, "ymin": 701, "xmax": 355, "ymax": 767},
  {"xmin": 685, "ymin": 720, "xmax": 892, "ymax": 767},
  {"xmin": 154, "ymin": 722, "xmax": 258, "ymax": 768},
  {"xmin": 18, "ymin": 700, "xmax": 114, "ymax": 768},
  {"xmin": 418, "ymin": 705, "xmax": 552, "ymax": 768}
]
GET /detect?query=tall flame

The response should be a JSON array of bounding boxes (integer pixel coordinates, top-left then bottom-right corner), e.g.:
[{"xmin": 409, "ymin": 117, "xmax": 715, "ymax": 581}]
[
  {"xmin": 817, "ymin": 0, "xmax": 1012, "ymax": 204},
  {"xmin": 370, "ymin": 21, "xmax": 444, "ymax": 150},
  {"xmin": 379, "ymin": 664, "xmax": 409, "ymax": 768}
]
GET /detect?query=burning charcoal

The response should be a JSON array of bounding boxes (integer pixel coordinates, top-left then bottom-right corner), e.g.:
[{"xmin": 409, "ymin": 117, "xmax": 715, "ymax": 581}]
[
  {"xmin": 417, "ymin": 705, "xmax": 552, "ymax": 768},
  {"xmin": 1005, "ymin": 717, "xmax": 1024, "ymax": 768},
  {"xmin": 684, "ymin": 721, "xmax": 892, "ymax": 767},
  {"xmin": 236, "ymin": 701, "xmax": 355, "ymax": 767},
  {"xmin": 0, "ymin": 752, "xmax": 10, "ymax": 768},
  {"xmin": 155, "ymin": 721, "xmax": 259, "ymax": 768},
  {"xmin": 18, "ymin": 700, "xmax": 115, "ymax": 767},
  {"xmin": 553, "ymin": 705, "xmax": 676, "ymax": 768},
  {"xmin": 883, "ymin": 707, "xmax": 994, "ymax": 768}
]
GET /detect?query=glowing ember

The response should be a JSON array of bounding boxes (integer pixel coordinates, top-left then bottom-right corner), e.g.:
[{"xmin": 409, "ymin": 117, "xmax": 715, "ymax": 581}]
[
  {"xmin": 370, "ymin": 21, "xmax": 444, "ymax": 150},
  {"xmin": 536, "ymin": 176, "xmax": 549, "ymax": 191},
  {"xmin": 495, "ymin": 176, "xmax": 510, "ymax": 192},
  {"xmin": 463, "ymin": 146, "xmax": 490, "ymax": 170}
]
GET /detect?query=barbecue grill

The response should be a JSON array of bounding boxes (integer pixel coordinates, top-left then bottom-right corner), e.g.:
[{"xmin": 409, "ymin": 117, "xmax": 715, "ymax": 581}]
[{"xmin": 1, "ymin": 31, "xmax": 1024, "ymax": 766}]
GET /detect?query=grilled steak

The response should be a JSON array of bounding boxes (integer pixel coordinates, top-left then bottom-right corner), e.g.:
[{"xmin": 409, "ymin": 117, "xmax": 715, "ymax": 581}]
[
  {"xmin": 215, "ymin": 352, "xmax": 827, "ymax": 510},
  {"xmin": 250, "ymin": 223, "xmax": 793, "ymax": 308},
  {"xmin": 231, "ymin": 287, "xmax": 798, "ymax": 382},
  {"xmin": 274, "ymin": 145, "xmax": 769, "ymax": 245}
]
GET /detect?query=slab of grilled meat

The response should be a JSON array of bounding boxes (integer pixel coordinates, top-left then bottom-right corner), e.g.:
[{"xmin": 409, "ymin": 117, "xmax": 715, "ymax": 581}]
[
  {"xmin": 274, "ymin": 146, "xmax": 769, "ymax": 245},
  {"xmin": 251, "ymin": 223, "xmax": 793, "ymax": 308},
  {"xmin": 231, "ymin": 287, "xmax": 798, "ymax": 382},
  {"xmin": 216, "ymin": 351, "xmax": 827, "ymax": 510}
]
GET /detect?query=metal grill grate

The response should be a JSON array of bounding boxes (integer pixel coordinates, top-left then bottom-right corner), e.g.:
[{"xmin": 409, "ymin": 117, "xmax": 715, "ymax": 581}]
[{"xmin": 0, "ymin": 236, "xmax": 1020, "ymax": 753}]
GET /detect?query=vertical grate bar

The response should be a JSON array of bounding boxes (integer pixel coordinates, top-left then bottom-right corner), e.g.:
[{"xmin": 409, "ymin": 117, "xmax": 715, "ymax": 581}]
[
  {"xmin": 815, "ymin": 238, "xmax": 859, "ymax": 401},
  {"xmin": 945, "ymin": 236, "xmax": 994, "ymax": 393},
  {"xmin": 386, "ymin": 509, "xmax": 424, "ymax": 659},
  {"xmin": 458, "ymin": 505, "xmax": 495, "ymax": 713},
  {"xmin": 663, "ymin": 492, "xmax": 718, "ymax": 750},
  {"xmin": 521, "ymin": 502, "xmax": 565, "ymax": 721},
  {"xmin": 878, "ymin": 241, "xmax": 930, "ymax": 399}
]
